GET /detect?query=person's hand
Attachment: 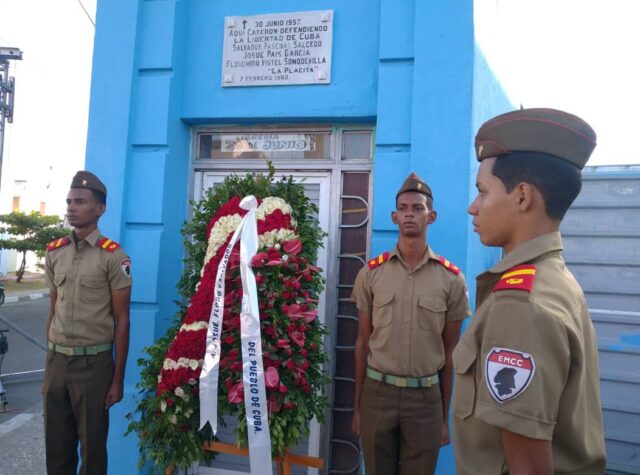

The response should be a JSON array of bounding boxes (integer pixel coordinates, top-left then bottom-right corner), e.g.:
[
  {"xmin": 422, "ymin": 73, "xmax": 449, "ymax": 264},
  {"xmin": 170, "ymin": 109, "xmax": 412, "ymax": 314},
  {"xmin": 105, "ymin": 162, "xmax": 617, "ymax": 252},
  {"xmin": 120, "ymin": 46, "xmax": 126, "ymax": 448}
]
[
  {"xmin": 351, "ymin": 408, "xmax": 361, "ymax": 436},
  {"xmin": 440, "ymin": 422, "xmax": 451, "ymax": 446},
  {"xmin": 104, "ymin": 380, "xmax": 123, "ymax": 409}
]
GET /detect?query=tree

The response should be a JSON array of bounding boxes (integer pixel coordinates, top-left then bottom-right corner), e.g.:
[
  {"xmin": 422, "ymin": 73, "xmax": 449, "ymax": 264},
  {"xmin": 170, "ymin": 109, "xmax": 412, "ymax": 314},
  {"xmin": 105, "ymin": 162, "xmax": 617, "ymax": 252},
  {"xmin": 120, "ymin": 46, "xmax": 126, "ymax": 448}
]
[{"xmin": 0, "ymin": 211, "xmax": 69, "ymax": 283}]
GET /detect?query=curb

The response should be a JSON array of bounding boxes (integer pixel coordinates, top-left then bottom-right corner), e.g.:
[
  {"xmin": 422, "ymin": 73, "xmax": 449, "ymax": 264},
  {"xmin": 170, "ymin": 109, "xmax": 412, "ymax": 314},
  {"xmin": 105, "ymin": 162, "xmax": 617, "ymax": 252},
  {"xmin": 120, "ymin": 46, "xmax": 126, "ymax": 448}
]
[{"xmin": 4, "ymin": 292, "xmax": 49, "ymax": 304}]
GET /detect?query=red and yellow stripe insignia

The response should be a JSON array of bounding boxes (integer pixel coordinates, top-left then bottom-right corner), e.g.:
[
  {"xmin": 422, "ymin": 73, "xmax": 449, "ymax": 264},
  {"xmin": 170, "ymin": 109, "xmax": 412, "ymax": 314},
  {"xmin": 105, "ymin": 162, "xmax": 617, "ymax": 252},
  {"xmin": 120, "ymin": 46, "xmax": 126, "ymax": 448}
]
[
  {"xmin": 46, "ymin": 237, "xmax": 71, "ymax": 251},
  {"xmin": 436, "ymin": 256, "xmax": 461, "ymax": 275},
  {"xmin": 494, "ymin": 265, "xmax": 537, "ymax": 293},
  {"xmin": 368, "ymin": 252, "xmax": 390, "ymax": 270},
  {"xmin": 97, "ymin": 237, "xmax": 121, "ymax": 253}
]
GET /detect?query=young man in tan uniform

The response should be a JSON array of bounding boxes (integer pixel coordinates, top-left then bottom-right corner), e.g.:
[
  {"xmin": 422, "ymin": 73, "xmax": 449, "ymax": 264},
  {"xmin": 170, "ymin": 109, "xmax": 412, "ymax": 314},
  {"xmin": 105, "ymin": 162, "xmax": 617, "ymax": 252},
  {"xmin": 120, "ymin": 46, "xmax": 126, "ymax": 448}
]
[
  {"xmin": 453, "ymin": 109, "xmax": 606, "ymax": 474},
  {"xmin": 351, "ymin": 173, "xmax": 471, "ymax": 474},
  {"xmin": 43, "ymin": 171, "xmax": 132, "ymax": 475}
]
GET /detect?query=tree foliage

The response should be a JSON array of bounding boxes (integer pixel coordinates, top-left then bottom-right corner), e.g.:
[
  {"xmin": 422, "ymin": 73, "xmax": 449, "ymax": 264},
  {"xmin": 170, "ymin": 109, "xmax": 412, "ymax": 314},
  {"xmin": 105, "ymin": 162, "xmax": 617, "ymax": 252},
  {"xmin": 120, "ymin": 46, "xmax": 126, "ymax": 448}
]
[{"xmin": 0, "ymin": 211, "xmax": 69, "ymax": 282}]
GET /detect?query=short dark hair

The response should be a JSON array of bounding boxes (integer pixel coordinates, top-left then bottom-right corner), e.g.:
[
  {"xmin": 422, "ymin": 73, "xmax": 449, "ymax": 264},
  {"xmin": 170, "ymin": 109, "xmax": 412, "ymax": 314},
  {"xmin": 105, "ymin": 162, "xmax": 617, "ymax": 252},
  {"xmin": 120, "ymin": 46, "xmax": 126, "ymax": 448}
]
[
  {"xmin": 491, "ymin": 152, "xmax": 582, "ymax": 220},
  {"xmin": 91, "ymin": 189, "xmax": 106, "ymax": 205}
]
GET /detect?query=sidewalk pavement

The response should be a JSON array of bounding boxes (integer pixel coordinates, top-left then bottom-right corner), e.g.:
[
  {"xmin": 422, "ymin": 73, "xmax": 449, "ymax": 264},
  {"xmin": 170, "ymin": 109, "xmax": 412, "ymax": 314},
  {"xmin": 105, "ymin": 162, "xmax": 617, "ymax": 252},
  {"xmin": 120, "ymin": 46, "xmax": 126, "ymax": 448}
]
[
  {"xmin": 4, "ymin": 287, "xmax": 50, "ymax": 304},
  {"xmin": 0, "ymin": 403, "xmax": 46, "ymax": 474}
]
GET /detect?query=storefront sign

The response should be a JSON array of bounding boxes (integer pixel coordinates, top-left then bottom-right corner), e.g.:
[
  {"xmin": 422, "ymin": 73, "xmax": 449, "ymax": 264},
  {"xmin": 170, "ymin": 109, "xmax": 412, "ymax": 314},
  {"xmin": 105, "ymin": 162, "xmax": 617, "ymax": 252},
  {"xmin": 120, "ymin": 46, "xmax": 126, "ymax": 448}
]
[
  {"xmin": 221, "ymin": 134, "xmax": 316, "ymax": 152},
  {"xmin": 221, "ymin": 10, "xmax": 333, "ymax": 87}
]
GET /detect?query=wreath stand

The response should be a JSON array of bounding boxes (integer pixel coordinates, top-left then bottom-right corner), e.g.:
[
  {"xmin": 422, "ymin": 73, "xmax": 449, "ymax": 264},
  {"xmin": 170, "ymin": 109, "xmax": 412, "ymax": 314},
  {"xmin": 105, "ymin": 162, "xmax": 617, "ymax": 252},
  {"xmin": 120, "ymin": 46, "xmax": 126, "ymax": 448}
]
[{"xmin": 165, "ymin": 441, "xmax": 324, "ymax": 475}]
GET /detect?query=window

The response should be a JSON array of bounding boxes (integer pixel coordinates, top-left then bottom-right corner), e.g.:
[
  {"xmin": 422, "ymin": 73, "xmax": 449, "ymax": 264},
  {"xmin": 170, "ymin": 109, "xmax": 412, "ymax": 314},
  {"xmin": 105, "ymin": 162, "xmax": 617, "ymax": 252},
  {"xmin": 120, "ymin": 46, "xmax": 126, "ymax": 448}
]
[{"xmin": 197, "ymin": 132, "xmax": 332, "ymax": 160}]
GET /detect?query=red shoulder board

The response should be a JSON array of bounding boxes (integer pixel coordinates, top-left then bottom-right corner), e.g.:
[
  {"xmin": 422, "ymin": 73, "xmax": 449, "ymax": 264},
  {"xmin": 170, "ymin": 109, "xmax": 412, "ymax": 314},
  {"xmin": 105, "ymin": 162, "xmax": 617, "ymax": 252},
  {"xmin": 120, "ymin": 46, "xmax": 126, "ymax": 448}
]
[
  {"xmin": 436, "ymin": 256, "xmax": 461, "ymax": 275},
  {"xmin": 367, "ymin": 252, "xmax": 390, "ymax": 270},
  {"xmin": 47, "ymin": 237, "xmax": 71, "ymax": 251},
  {"xmin": 494, "ymin": 265, "xmax": 537, "ymax": 293},
  {"xmin": 97, "ymin": 237, "xmax": 121, "ymax": 253}
]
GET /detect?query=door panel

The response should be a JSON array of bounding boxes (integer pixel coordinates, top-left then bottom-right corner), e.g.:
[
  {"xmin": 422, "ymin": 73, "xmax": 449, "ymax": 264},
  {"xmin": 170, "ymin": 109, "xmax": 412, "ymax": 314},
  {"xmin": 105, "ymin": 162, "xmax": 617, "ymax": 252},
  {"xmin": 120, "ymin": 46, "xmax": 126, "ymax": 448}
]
[{"xmin": 194, "ymin": 171, "xmax": 330, "ymax": 475}]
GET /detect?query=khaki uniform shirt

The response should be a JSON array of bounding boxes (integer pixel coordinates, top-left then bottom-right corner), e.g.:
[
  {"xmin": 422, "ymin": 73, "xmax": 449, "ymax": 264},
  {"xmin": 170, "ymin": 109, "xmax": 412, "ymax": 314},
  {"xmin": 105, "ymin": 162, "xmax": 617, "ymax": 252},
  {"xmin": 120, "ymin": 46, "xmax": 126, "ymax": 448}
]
[
  {"xmin": 452, "ymin": 232, "xmax": 605, "ymax": 474},
  {"xmin": 351, "ymin": 246, "xmax": 471, "ymax": 377},
  {"xmin": 45, "ymin": 228, "xmax": 132, "ymax": 347}
]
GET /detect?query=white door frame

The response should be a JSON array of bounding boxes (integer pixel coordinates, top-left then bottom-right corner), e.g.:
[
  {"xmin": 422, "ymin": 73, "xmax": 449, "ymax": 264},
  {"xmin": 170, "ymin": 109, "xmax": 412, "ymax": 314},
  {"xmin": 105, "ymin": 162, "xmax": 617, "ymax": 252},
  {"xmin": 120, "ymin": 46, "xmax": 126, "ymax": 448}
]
[{"xmin": 193, "ymin": 170, "xmax": 331, "ymax": 475}]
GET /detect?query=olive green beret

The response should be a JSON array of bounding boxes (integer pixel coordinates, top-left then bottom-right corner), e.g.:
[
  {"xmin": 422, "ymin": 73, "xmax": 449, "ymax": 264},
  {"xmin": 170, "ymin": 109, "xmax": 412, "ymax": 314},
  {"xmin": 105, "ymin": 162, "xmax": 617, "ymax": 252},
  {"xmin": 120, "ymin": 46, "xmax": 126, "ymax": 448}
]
[
  {"xmin": 475, "ymin": 108, "xmax": 596, "ymax": 169},
  {"xmin": 70, "ymin": 171, "xmax": 107, "ymax": 197},
  {"xmin": 396, "ymin": 172, "xmax": 432, "ymax": 200}
]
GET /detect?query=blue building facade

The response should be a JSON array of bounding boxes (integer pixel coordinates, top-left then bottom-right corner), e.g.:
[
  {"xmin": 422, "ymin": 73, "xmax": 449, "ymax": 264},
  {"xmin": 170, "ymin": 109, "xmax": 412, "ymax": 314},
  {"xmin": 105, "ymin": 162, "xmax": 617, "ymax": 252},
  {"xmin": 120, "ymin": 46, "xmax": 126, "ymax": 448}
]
[{"xmin": 86, "ymin": 1, "xmax": 511, "ymax": 473}]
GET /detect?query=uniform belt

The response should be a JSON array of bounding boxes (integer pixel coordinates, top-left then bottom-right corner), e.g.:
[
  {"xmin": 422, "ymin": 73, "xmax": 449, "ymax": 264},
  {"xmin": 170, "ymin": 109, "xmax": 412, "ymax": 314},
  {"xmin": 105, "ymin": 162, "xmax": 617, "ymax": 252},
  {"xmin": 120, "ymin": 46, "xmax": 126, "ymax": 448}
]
[
  {"xmin": 367, "ymin": 367, "xmax": 439, "ymax": 388},
  {"xmin": 48, "ymin": 341, "xmax": 112, "ymax": 356}
]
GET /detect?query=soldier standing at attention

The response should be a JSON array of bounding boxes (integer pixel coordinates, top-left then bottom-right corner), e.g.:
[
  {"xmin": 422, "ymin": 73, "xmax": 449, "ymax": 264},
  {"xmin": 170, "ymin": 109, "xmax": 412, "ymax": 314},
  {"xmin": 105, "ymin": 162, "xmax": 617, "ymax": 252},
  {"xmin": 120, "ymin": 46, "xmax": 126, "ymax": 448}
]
[
  {"xmin": 453, "ymin": 108, "xmax": 606, "ymax": 474},
  {"xmin": 43, "ymin": 171, "xmax": 132, "ymax": 475},
  {"xmin": 351, "ymin": 173, "xmax": 471, "ymax": 474}
]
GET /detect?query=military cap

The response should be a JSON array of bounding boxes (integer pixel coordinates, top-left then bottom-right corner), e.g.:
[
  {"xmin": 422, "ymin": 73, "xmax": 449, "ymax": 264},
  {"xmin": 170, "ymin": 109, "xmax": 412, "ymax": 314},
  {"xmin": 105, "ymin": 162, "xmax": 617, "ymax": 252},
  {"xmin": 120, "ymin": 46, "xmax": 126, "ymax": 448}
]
[
  {"xmin": 396, "ymin": 172, "xmax": 433, "ymax": 199},
  {"xmin": 70, "ymin": 170, "xmax": 107, "ymax": 197},
  {"xmin": 475, "ymin": 108, "xmax": 596, "ymax": 169}
]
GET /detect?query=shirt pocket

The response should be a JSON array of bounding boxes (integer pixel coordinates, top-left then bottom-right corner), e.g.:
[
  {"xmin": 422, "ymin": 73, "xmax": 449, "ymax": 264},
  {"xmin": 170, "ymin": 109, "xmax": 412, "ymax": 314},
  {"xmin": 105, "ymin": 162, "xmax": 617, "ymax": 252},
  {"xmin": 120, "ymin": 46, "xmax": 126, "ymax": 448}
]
[
  {"xmin": 372, "ymin": 292, "xmax": 394, "ymax": 327},
  {"xmin": 417, "ymin": 296, "xmax": 446, "ymax": 333},
  {"xmin": 79, "ymin": 276, "xmax": 109, "ymax": 304},
  {"xmin": 54, "ymin": 273, "xmax": 66, "ymax": 299},
  {"xmin": 452, "ymin": 342, "xmax": 478, "ymax": 419}
]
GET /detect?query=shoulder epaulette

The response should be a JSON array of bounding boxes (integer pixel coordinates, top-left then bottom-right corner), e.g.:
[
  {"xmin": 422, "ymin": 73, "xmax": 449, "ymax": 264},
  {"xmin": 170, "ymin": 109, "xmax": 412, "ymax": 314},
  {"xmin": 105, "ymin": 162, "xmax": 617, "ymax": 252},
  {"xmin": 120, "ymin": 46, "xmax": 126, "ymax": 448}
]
[
  {"xmin": 47, "ymin": 237, "xmax": 71, "ymax": 252},
  {"xmin": 367, "ymin": 252, "xmax": 390, "ymax": 270},
  {"xmin": 97, "ymin": 237, "xmax": 121, "ymax": 253},
  {"xmin": 494, "ymin": 264, "xmax": 537, "ymax": 293},
  {"xmin": 436, "ymin": 256, "xmax": 461, "ymax": 275}
]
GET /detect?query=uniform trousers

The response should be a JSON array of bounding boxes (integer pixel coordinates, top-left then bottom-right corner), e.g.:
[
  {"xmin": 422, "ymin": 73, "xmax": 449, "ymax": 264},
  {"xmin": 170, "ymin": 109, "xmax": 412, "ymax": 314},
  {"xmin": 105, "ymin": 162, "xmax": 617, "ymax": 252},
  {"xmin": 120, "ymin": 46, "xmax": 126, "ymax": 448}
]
[
  {"xmin": 360, "ymin": 377, "xmax": 443, "ymax": 475},
  {"xmin": 43, "ymin": 349, "xmax": 113, "ymax": 475}
]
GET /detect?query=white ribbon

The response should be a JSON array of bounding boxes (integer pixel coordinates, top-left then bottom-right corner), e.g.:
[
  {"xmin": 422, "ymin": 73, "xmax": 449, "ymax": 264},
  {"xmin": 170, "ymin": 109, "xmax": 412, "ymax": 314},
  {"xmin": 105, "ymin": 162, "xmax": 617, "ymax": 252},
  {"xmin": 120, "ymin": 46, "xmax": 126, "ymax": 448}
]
[{"xmin": 199, "ymin": 196, "xmax": 272, "ymax": 474}]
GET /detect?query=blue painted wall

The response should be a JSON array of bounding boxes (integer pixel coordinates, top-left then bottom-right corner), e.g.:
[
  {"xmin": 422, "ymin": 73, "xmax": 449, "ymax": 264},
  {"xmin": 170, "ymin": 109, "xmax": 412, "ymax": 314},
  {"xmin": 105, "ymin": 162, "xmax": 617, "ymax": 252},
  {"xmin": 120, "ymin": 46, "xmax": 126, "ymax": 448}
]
[{"xmin": 85, "ymin": 0, "xmax": 511, "ymax": 473}]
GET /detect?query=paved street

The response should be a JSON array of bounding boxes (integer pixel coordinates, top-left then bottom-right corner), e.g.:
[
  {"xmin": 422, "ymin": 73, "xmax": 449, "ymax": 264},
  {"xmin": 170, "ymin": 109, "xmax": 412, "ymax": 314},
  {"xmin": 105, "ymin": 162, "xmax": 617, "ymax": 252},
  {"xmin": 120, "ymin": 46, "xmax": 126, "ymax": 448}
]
[{"xmin": 0, "ymin": 296, "xmax": 48, "ymax": 474}]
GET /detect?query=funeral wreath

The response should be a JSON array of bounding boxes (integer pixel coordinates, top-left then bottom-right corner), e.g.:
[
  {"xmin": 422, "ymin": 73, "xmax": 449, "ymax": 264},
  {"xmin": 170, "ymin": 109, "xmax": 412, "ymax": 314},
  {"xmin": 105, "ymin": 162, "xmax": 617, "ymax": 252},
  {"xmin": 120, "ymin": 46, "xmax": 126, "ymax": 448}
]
[{"xmin": 126, "ymin": 165, "xmax": 329, "ymax": 471}]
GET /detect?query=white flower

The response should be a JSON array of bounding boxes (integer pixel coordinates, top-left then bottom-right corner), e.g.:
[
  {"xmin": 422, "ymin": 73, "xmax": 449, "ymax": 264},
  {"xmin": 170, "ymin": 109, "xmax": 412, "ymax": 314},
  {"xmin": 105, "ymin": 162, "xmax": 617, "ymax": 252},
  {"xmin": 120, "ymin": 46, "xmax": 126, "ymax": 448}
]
[
  {"xmin": 259, "ymin": 229, "xmax": 298, "ymax": 249},
  {"xmin": 201, "ymin": 214, "xmax": 243, "ymax": 274},
  {"xmin": 169, "ymin": 415, "xmax": 177, "ymax": 425},
  {"xmin": 188, "ymin": 378, "xmax": 197, "ymax": 385},
  {"xmin": 180, "ymin": 321, "xmax": 208, "ymax": 332},
  {"xmin": 160, "ymin": 401, "xmax": 167, "ymax": 413},
  {"xmin": 175, "ymin": 405, "xmax": 182, "ymax": 413},
  {"xmin": 189, "ymin": 359, "xmax": 199, "ymax": 370},
  {"xmin": 185, "ymin": 408, "xmax": 193, "ymax": 418},
  {"xmin": 175, "ymin": 387, "xmax": 185, "ymax": 398},
  {"xmin": 256, "ymin": 197, "xmax": 292, "ymax": 219}
]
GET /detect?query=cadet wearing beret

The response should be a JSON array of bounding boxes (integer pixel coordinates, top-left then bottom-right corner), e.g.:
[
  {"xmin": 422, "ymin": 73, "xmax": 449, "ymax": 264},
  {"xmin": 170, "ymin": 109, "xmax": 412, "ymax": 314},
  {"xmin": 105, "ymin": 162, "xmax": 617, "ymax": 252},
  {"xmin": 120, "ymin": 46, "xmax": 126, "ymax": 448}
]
[
  {"xmin": 452, "ymin": 108, "xmax": 606, "ymax": 474},
  {"xmin": 43, "ymin": 171, "xmax": 132, "ymax": 475},
  {"xmin": 351, "ymin": 173, "xmax": 471, "ymax": 474}
]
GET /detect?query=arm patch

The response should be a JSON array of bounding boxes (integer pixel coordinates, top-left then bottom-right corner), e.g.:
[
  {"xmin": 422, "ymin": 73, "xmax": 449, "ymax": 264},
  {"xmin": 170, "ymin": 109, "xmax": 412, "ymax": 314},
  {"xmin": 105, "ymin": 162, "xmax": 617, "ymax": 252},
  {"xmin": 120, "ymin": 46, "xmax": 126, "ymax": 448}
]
[
  {"xmin": 367, "ymin": 252, "xmax": 390, "ymax": 270},
  {"xmin": 98, "ymin": 237, "xmax": 121, "ymax": 253},
  {"xmin": 47, "ymin": 237, "xmax": 71, "ymax": 251},
  {"xmin": 493, "ymin": 265, "xmax": 537, "ymax": 293},
  {"xmin": 436, "ymin": 256, "xmax": 461, "ymax": 275}
]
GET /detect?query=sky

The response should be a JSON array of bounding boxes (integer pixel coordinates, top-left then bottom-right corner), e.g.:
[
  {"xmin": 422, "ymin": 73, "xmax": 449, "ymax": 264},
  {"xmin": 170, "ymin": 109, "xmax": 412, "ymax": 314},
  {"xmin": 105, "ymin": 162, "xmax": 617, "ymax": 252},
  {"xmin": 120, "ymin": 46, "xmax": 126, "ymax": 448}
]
[{"xmin": 0, "ymin": 0, "xmax": 638, "ymax": 217}]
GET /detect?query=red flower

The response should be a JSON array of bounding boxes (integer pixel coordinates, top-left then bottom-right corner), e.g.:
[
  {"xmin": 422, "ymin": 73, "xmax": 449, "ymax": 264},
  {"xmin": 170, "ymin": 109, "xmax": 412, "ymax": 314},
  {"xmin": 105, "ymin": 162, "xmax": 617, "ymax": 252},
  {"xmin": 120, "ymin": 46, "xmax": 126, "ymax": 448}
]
[
  {"xmin": 276, "ymin": 339, "xmax": 290, "ymax": 349},
  {"xmin": 301, "ymin": 310, "xmax": 318, "ymax": 323},
  {"xmin": 251, "ymin": 253, "xmax": 269, "ymax": 267},
  {"xmin": 228, "ymin": 381, "xmax": 244, "ymax": 403},
  {"xmin": 265, "ymin": 366, "xmax": 280, "ymax": 388},
  {"xmin": 279, "ymin": 384, "xmax": 288, "ymax": 394},
  {"xmin": 282, "ymin": 239, "xmax": 302, "ymax": 256},
  {"xmin": 268, "ymin": 393, "xmax": 281, "ymax": 414},
  {"xmin": 288, "ymin": 329, "xmax": 305, "ymax": 348}
]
